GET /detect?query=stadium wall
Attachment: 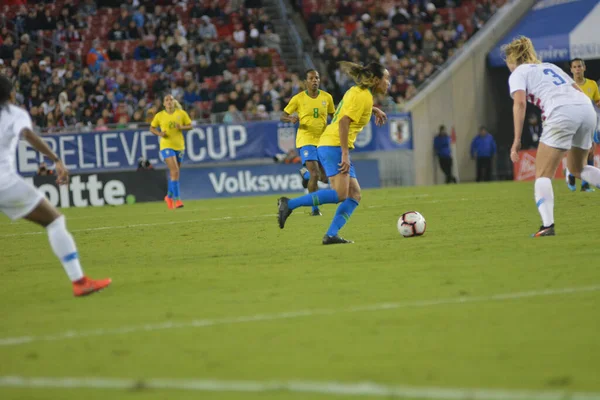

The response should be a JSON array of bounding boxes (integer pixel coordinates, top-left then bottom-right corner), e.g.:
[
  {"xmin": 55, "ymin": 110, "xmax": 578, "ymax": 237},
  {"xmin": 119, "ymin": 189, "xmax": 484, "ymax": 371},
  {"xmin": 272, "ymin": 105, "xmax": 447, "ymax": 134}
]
[{"xmin": 405, "ymin": 0, "xmax": 536, "ymax": 185}]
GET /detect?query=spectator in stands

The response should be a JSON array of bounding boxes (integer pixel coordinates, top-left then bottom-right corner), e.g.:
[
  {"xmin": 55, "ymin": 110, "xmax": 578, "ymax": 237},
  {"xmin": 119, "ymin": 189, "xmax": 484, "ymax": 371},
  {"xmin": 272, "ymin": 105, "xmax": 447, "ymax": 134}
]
[
  {"xmin": 261, "ymin": 27, "xmax": 281, "ymax": 54},
  {"xmin": 134, "ymin": 40, "xmax": 155, "ymax": 60},
  {"xmin": 470, "ymin": 126, "xmax": 497, "ymax": 182},
  {"xmin": 107, "ymin": 42, "xmax": 123, "ymax": 61},
  {"xmin": 434, "ymin": 125, "xmax": 457, "ymax": 183},
  {"xmin": 523, "ymin": 113, "xmax": 541, "ymax": 149},
  {"xmin": 198, "ymin": 16, "xmax": 217, "ymax": 40},
  {"xmin": 108, "ymin": 21, "xmax": 128, "ymax": 41},
  {"xmin": 236, "ymin": 48, "xmax": 256, "ymax": 69},
  {"xmin": 223, "ymin": 104, "xmax": 245, "ymax": 123},
  {"xmin": 255, "ymin": 47, "xmax": 273, "ymax": 67},
  {"xmin": 233, "ymin": 23, "xmax": 246, "ymax": 46}
]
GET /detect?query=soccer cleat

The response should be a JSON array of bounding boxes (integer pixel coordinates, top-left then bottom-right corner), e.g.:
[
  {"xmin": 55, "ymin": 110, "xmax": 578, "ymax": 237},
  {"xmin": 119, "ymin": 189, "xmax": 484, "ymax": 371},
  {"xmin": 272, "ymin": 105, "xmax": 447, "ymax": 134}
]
[
  {"xmin": 532, "ymin": 224, "xmax": 555, "ymax": 237},
  {"xmin": 277, "ymin": 197, "xmax": 293, "ymax": 229},
  {"xmin": 566, "ymin": 174, "xmax": 576, "ymax": 192},
  {"xmin": 164, "ymin": 195, "xmax": 174, "ymax": 209},
  {"xmin": 73, "ymin": 276, "xmax": 112, "ymax": 297},
  {"xmin": 310, "ymin": 209, "xmax": 322, "ymax": 216},
  {"xmin": 175, "ymin": 199, "xmax": 184, "ymax": 208},
  {"xmin": 322, "ymin": 234, "xmax": 354, "ymax": 245},
  {"xmin": 581, "ymin": 183, "xmax": 595, "ymax": 192},
  {"xmin": 299, "ymin": 167, "xmax": 309, "ymax": 189}
]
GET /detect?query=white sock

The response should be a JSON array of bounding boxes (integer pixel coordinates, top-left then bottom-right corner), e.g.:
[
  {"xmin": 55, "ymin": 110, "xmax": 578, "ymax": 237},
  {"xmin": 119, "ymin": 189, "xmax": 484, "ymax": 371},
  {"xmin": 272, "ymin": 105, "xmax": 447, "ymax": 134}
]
[
  {"xmin": 47, "ymin": 215, "xmax": 84, "ymax": 282},
  {"xmin": 535, "ymin": 177, "xmax": 554, "ymax": 227},
  {"xmin": 580, "ymin": 165, "xmax": 600, "ymax": 188}
]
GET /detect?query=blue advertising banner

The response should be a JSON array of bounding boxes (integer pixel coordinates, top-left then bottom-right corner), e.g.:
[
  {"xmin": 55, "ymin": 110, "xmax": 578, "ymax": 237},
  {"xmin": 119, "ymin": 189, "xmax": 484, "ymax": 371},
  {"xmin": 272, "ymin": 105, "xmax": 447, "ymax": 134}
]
[
  {"xmin": 17, "ymin": 114, "xmax": 411, "ymax": 175},
  {"xmin": 179, "ymin": 160, "xmax": 380, "ymax": 199}
]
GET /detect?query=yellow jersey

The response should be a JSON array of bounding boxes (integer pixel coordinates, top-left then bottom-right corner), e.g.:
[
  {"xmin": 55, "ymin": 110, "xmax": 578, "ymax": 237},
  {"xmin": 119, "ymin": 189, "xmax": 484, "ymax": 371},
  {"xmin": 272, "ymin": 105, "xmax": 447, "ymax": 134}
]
[
  {"xmin": 150, "ymin": 109, "xmax": 192, "ymax": 151},
  {"xmin": 283, "ymin": 90, "xmax": 335, "ymax": 147},
  {"xmin": 577, "ymin": 78, "xmax": 600, "ymax": 104},
  {"xmin": 318, "ymin": 86, "xmax": 373, "ymax": 149}
]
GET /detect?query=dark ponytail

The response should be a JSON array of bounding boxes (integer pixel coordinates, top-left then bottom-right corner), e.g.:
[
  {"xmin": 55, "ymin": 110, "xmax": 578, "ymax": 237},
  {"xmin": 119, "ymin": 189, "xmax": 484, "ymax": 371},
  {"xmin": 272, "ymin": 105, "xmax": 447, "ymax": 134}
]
[{"xmin": 338, "ymin": 61, "xmax": 385, "ymax": 88}]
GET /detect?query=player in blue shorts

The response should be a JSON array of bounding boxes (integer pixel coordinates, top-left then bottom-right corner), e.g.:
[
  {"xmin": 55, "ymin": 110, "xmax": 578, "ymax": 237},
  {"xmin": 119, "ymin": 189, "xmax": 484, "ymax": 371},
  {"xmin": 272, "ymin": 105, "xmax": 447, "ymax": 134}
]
[
  {"xmin": 281, "ymin": 70, "xmax": 335, "ymax": 216},
  {"xmin": 150, "ymin": 95, "xmax": 193, "ymax": 209},
  {"xmin": 277, "ymin": 62, "xmax": 390, "ymax": 244}
]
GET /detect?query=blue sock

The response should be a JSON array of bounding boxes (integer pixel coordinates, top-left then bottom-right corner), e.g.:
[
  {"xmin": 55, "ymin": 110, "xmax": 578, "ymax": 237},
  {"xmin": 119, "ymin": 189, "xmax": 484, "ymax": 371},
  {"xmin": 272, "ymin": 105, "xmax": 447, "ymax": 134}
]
[
  {"xmin": 303, "ymin": 170, "xmax": 310, "ymax": 180},
  {"xmin": 583, "ymin": 158, "xmax": 594, "ymax": 187},
  {"xmin": 326, "ymin": 198, "xmax": 359, "ymax": 237},
  {"xmin": 288, "ymin": 189, "xmax": 338, "ymax": 210},
  {"xmin": 172, "ymin": 180, "xmax": 181, "ymax": 200},
  {"xmin": 312, "ymin": 204, "xmax": 320, "ymax": 213},
  {"xmin": 167, "ymin": 181, "xmax": 174, "ymax": 199}
]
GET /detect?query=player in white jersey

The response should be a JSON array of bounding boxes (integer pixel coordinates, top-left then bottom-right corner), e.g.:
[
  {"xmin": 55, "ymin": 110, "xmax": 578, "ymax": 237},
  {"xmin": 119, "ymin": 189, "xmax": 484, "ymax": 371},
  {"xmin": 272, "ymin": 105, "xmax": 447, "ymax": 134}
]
[
  {"xmin": 0, "ymin": 75, "xmax": 111, "ymax": 296},
  {"xmin": 504, "ymin": 36, "xmax": 600, "ymax": 237}
]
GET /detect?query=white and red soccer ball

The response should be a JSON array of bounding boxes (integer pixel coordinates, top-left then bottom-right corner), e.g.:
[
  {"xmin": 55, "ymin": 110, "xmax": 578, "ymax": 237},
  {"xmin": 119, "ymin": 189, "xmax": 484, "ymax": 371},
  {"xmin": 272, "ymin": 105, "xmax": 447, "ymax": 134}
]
[{"xmin": 397, "ymin": 211, "xmax": 426, "ymax": 237}]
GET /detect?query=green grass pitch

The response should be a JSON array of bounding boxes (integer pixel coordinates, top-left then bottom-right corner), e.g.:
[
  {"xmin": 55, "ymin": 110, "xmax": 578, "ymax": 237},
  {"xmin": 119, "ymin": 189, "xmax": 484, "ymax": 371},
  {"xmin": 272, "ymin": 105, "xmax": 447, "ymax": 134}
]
[{"xmin": 1, "ymin": 181, "xmax": 599, "ymax": 400}]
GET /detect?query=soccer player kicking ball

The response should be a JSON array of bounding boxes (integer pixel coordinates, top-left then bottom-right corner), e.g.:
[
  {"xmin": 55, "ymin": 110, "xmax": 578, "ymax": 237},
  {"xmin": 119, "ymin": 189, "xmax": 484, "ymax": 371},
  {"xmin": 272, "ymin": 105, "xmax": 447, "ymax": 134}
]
[
  {"xmin": 277, "ymin": 62, "xmax": 390, "ymax": 244},
  {"xmin": 505, "ymin": 37, "xmax": 600, "ymax": 237},
  {"xmin": 281, "ymin": 69, "xmax": 335, "ymax": 216},
  {"xmin": 0, "ymin": 75, "xmax": 111, "ymax": 296},
  {"xmin": 564, "ymin": 58, "xmax": 600, "ymax": 192}
]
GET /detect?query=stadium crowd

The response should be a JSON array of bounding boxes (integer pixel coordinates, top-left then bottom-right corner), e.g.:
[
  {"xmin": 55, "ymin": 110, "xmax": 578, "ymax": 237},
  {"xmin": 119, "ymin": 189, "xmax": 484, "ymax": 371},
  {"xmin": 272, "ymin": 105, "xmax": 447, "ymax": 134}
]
[
  {"xmin": 0, "ymin": 0, "xmax": 294, "ymax": 133},
  {"xmin": 300, "ymin": 0, "xmax": 506, "ymax": 109},
  {"xmin": 0, "ymin": 0, "xmax": 504, "ymax": 133}
]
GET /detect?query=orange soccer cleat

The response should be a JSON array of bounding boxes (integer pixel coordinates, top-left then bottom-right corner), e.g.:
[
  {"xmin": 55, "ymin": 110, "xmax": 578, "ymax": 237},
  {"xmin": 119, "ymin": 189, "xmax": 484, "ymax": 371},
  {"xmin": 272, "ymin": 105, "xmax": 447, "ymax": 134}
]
[
  {"xmin": 73, "ymin": 276, "xmax": 112, "ymax": 297},
  {"xmin": 164, "ymin": 195, "xmax": 174, "ymax": 209},
  {"xmin": 174, "ymin": 199, "xmax": 184, "ymax": 209}
]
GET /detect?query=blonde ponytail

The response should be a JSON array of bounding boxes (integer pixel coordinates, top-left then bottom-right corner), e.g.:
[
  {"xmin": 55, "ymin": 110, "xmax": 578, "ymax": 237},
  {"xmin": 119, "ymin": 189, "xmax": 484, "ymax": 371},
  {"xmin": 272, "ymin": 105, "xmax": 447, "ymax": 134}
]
[
  {"xmin": 501, "ymin": 36, "xmax": 541, "ymax": 66},
  {"xmin": 173, "ymin": 99, "xmax": 183, "ymax": 110},
  {"xmin": 338, "ymin": 61, "xmax": 385, "ymax": 88}
]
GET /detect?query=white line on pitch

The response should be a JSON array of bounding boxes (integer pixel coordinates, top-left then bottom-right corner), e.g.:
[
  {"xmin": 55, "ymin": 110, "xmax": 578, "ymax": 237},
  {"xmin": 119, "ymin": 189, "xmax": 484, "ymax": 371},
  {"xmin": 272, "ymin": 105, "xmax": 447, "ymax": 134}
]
[
  {"xmin": 0, "ymin": 285, "xmax": 598, "ymax": 347},
  {"xmin": 0, "ymin": 376, "xmax": 598, "ymax": 400},
  {"xmin": 0, "ymin": 214, "xmax": 278, "ymax": 238}
]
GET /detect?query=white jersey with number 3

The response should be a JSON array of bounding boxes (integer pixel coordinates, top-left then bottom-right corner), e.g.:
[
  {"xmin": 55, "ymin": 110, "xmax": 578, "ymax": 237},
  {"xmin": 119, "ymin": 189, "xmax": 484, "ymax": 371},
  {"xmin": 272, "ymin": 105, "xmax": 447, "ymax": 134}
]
[
  {"xmin": 508, "ymin": 63, "xmax": 592, "ymax": 121},
  {"xmin": 0, "ymin": 104, "xmax": 33, "ymax": 187}
]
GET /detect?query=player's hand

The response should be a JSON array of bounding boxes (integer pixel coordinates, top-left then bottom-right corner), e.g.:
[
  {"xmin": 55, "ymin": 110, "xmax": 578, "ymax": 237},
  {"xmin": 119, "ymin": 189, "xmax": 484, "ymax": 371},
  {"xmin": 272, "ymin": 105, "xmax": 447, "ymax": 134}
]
[
  {"xmin": 290, "ymin": 115, "xmax": 299, "ymax": 124},
  {"xmin": 338, "ymin": 153, "xmax": 351, "ymax": 174},
  {"xmin": 54, "ymin": 160, "xmax": 69, "ymax": 185},
  {"xmin": 175, "ymin": 123, "xmax": 182, "ymax": 130},
  {"xmin": 373, "ymin": 109, "xmax": 387, "ymax": 126},
  {"xmin": 510, "ymin": 142, "xmax": 521, "ymax": 163}
]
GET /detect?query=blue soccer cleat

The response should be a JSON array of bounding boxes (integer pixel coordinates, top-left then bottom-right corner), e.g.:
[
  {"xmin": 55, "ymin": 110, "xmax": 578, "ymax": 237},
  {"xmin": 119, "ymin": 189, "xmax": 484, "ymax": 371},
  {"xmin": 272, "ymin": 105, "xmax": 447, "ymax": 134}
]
[{"xmin": 564, "ymin": 169, "xmax": 576, "ymax": 192}]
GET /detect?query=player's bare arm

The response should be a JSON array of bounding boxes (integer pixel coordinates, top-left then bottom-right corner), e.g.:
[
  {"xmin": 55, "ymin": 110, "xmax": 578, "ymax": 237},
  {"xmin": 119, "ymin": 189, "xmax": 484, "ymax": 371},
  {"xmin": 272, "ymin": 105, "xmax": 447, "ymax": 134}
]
[
  {"xmin": 372, "ymin": 106, "xmax": 387, "ymax": 126},
  {"xmin": 150, "ymin": 126, "xmax": 165, "ymax": 137},
  {"xmin": 510, "ymin": 90, "xmax": 527, "ymax": 162},
  {"xmin": 21, "ymin": 128, "xmax": 69, "ymax": 185},
  {"xmin": 280, "ymin": 111, "xmax": 299, "ymax": 124},
  {"xmin": 338, "ymin": 115, "xmax": 352, "ymax": 174}
]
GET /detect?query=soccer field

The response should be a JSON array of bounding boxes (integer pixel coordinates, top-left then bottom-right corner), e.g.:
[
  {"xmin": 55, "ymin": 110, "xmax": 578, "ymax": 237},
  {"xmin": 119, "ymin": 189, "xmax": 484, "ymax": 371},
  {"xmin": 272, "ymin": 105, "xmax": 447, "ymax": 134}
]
[{"xmin": 1, "ymin": 181, "xmax": 599, "ymax": 400}]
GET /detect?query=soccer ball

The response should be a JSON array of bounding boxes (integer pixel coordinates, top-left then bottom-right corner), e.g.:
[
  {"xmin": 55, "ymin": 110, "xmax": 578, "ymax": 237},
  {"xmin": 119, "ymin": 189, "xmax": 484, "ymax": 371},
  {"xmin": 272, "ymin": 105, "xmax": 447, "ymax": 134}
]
[{"xmin": 397, "ymin": 211, "xmax": 426, "ymax": 237}]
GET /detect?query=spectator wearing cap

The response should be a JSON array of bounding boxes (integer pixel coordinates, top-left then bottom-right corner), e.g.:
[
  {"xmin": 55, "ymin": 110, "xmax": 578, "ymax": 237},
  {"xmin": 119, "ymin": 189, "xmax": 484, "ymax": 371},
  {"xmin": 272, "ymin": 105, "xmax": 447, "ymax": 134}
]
[{"xmin": 86, "ymin": 40, "xmax": 110, "ymax": 72}]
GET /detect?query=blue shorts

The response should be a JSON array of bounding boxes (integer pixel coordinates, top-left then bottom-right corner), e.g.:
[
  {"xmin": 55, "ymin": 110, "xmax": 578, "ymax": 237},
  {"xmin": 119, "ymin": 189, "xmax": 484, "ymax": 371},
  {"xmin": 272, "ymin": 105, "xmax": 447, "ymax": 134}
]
[
  {"xmin": 160, "ymin": 148, "xmax": 184, "ymax": 164},
  {"xmin": 317, "ymin": 146, "xmax": 356, "ymax": 178},
  {"xmin": 299, "ymin": 145, "xmax": 319, "ymax": 165}
]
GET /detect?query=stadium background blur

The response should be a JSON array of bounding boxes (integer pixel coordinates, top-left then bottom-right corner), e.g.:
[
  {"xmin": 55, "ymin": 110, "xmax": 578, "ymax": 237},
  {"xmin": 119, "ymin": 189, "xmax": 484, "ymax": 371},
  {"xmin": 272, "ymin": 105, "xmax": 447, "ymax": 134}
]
[{"xmin": 0, "ymin": 0, "xmax": 598, "ymax": 190}]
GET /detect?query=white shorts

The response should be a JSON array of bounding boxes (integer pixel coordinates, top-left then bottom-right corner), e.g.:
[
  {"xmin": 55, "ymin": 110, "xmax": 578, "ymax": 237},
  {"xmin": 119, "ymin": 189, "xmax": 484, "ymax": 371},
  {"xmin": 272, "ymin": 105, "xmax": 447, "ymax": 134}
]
[
  {"xmin": 541, "ymin": 103, "xmax": 597, "ymax": 150},
  {"xmin": 0, "ymin": 176, "xmax": 45, "ymax": 221}
]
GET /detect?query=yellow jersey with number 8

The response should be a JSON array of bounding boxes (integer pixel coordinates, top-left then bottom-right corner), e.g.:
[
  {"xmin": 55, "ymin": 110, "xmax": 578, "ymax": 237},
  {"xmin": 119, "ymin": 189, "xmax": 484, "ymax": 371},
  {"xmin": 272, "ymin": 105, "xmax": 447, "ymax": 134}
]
[
  {"xmin": 318, "ymin": 86, "xmax": 373, "ymax": 149},
  {"xmin": 151, "ymin": 109, "xmax": 192, "ymax": 151},
  {"xmin": 283, "ymin": 90, "xmax": 335, "ymax": 148}
]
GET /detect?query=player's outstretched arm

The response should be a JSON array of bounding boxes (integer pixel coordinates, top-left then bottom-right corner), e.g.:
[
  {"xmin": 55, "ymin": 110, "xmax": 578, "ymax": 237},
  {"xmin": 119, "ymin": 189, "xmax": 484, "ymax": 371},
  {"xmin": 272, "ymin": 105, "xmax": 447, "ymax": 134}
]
[
  {"xmin": 21, "ymin": 128, "xmax": 69, "ymax": 185},
  {"xmin": 510, "ymin": 90, "xmax": 527, "ymax": 163}
]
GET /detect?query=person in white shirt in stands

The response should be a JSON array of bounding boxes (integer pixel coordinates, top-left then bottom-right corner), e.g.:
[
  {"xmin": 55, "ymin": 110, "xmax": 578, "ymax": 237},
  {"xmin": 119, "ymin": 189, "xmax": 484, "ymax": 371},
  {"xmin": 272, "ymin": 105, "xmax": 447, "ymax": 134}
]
[
  {"xmin": 0, "ymin": 75, "xmax": 111, "ymax": 297},
  {"xmin": 505, "ymin": 36, "xmax": 600, "ymax": 237}
]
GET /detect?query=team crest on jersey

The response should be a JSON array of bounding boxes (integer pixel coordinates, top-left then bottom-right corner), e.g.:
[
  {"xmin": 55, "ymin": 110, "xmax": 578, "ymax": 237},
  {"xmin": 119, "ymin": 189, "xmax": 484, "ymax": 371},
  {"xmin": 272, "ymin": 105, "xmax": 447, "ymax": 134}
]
[{"xmin": 322, "ymin": 101, "xmax": 327, "ymax": 106}]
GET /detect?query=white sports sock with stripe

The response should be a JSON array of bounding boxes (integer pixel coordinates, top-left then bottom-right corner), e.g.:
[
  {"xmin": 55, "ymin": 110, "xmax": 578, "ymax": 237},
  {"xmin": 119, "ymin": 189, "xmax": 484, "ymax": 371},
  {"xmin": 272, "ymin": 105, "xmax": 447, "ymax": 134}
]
[
  {"xmin": 534, "ymin": 177, "xmax": 554, "ymax": 227},
  {"xmin": 47, "ymin": 215, "xmax": 84, "ymax": 282}
]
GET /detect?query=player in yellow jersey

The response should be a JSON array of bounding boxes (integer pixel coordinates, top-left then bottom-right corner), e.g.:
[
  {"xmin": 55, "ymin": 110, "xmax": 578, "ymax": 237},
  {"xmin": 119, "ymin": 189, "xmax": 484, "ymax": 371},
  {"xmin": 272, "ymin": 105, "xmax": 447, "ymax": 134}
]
[
  {"xmin": 277, "ymin": 62, "xmax": 391, "ymax": 244},
  {"xmin": 565, "ymin": 58, "xmax": 600, "ymax": 192},
  {"xmin": 150, "ymin": 95, "xmax": 193, "ymax": 209},
  {"xmin": 281, "ymin": 69, "xmax": 335, "ymax": 216}
]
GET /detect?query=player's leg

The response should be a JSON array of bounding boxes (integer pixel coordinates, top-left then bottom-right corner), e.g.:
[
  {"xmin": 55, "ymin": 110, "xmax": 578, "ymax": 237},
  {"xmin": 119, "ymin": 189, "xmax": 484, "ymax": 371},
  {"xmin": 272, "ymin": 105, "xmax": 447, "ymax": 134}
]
[
  {"xmin": 164, "ymin": 154, "xmax": 181, "ymax": 209},
  {"xmin": 0, "ymin": 179, "xmax": 113, "ymax": 296},
  {"xmin": 277, "ymin": 146, "xmax": 344, "ymax": 229},
  {"xmin": 568, "ymin": 110, "xmax": 600, "ymax": 189},
  {"xmin": 305, "ymin": 161, "xmax": 322, "ymax": 215},
  {"xmin": 565, "ymin": 166, "xmax": 576, "ymax": 191},
  {"xmin": 532, "ymin": 143, "xmax": 565, "ymax": 237},
  {"xmin": 323, "ymin": 173, "xmax": 360, "ymax": 245},
  {"xmin": 580, "ymin": 143, "xmax": 596, "ymax": 192},
  {"xmin": 318, "ymin": 162, "xmax": 329, "ymax": 184}
]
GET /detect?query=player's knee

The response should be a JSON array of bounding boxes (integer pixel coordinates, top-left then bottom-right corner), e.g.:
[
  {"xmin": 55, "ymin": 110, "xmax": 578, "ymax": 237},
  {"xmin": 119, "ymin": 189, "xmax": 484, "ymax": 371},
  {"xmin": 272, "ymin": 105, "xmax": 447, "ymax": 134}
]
[
  {"xmin": 349, "ymin": 190, "xmax": 361, "ymax": 203},
  {"xmin": 334, "ymin": 187, "xmax": 348, "ymax": 202},
  {"xmin": 170, "ymin": 170, "xmax": 180, "ymax": 180}
]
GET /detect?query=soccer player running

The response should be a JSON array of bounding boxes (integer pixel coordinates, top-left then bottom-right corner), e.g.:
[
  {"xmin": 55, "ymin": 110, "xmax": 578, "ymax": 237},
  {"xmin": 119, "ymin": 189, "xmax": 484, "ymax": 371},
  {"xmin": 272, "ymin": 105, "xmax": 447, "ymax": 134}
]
[
  {"xmin": 505, "ymin": 37, "xmax": 600, "ymax": 237},
  {"xmin": 281, "ymin": 69, "xmax": 335, "ymax": 216},
  {"xmin": 564, "ymin": 58, "xmax": 600, "ymax": 192},
  {"xmin": 277, "ymin": 62, "xmax": 390, "ymax": 244},
  {"xmin": 0, "ymin": 75, "xmax": 111, "ymax": 296},
  {"xmin": 150, "ymin": 95, "xmax": 193, "ymax": 209}
]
